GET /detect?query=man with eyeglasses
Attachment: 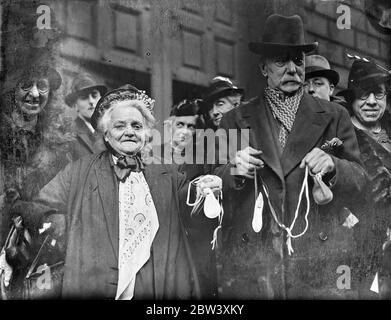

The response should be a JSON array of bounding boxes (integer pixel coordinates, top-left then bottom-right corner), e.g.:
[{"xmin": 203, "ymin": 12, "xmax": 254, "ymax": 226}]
[
  {"xmin": 213, "ymin": 14, "xmax": 367, "ymax": 299},
  {"xmin": 200, "ymin": 76, "xmax": 244, "ymax": 131},
  {"xmin": 304, "ymin": 55, "xmax": 340, "ymax": 102},
  {"xmin": 65, "ymin": 73, "xmax": 108, "ymax": 160},
  {"xmin": 338, "ymin": 59, "xmax": 391, "ymax": 298}
]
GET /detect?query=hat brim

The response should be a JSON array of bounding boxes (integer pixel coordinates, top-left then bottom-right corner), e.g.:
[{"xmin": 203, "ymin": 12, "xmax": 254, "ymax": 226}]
[
  {"xmin": 65, "ymin": 85, "xmax": 108, "ymax": 106},
  {"xmin": 337, "ymin": 74, "xmax": 391, "ymax": 100},
  {"xmin": 248, "ymin": 42, "xmax": 318, "ymax": 55},
  {"xmin": 202, "ymin": 87, "xmax": 244, "ymax": 111},
  {"xmin": 1, "ymin": 66, "xmax": 62, "ymax": 94},
  {"xmin": 305, "ymin": 69, "xmax": 340, "ymax": 86}
]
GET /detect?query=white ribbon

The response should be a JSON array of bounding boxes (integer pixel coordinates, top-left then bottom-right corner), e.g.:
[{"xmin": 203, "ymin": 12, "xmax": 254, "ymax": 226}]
[{"xmin": 254, "ymin": 166, "xmax": 311, "ymax": 255}]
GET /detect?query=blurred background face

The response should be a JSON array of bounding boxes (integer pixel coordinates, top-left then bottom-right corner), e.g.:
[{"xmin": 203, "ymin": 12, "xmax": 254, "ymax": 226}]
[
  {"xmin": 15, "ymin": 77, "xmax": 50, "ymax": 117},
  {"xmin": 262, "ymin": 51, "xmax": 305, "ymax": 94},
  {"xmin": 172, "ymin": 115, "xmax": 197, "ymax": 148},
  {"xmin": 74, "ymin": 89, "xmax": 101, "ymax": 122},
  {"xmin": 105, "ymin": 102, "xmax": 147, "ymax": 155},
  {"xmin": 351, "ymin": 83, "xmax": 387, "ymax": 127},
  {"xmin": 209, "ymin": 94, "xmax": 242, "ymax": 127},
  {"xmin": 304, "ymin": 77, "xmax": 334, "ymax": 101}
]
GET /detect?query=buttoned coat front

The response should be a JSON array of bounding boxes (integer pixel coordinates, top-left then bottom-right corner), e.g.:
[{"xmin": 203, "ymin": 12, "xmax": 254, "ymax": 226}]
[{"xmin": 214, "ymin": 91, "xmax": 368, "ymax": 299}]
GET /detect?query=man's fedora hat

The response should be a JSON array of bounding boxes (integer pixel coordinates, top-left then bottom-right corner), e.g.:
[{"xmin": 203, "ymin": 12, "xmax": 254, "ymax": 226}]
[
  {"xmin": 305, "ymin": 55, "xmax": 340, "ymax": 86},
  {"xmin": 65, "ymin": 73, "xmax": 108, "ymax": 106},
  {"xmin": 201, "ymin": 76, "xmax": 244, "ymax": 112},
  {"xmin": 337, "ymin": 59, "xmax": 391, "ymax": 100},
  {"xmin": 248, "ymin": 14, "xmax": 318, "ymax": 56}
]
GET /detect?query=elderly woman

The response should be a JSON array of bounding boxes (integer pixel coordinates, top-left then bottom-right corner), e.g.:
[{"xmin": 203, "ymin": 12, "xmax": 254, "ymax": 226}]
[
  {"xmin": 339, "ymin": 59, "xmax": 391, "ymax": 297},
  {"xmin": 1, "ymin": 84, "xmax": 221, "ymax": 299}
]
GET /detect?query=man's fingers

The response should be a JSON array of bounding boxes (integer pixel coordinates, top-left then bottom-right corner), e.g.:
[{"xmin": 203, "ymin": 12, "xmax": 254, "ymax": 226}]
[
  {"xmin": 247, "ymin": 155, "xmax": 264, "ymax": 167},
  {"xmin": 242, "ymin": 147, "xmax": 263, "ymax": 157},
  {"xmin": 300, "ymin": 148, "xmax": 325, "ymax": 169},
  {"xmin": 311, "ymin": 158, "xmax": 329, "ymax": 175},
  {"xmin": 238, "ymin": 152, "xmax": 263, "ymax": 167}
]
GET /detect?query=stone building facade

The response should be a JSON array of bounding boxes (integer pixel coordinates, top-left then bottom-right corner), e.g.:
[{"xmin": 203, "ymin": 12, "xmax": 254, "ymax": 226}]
[{"xmin": 1, "ymin": 0, "xmax": 390, "ymax": 132}]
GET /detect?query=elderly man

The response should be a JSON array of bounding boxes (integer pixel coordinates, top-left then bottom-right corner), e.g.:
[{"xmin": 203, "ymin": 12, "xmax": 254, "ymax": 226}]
[
  {"xmin": 304, "ymin": 55, "xmax": 340, "ymax": 102},
  {"xmin": 214, "ymin": 14, "xmax": 367, "ymax": 299},
  {"xmin": 65, "ymin": 73, "xmax": 108, "ymax": 159}
]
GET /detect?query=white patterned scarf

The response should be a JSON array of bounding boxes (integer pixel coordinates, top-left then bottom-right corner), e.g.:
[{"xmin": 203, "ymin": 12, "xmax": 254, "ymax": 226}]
[
  {"xmin": 115, "ymin": 169, "xmax": 159, "ymax": 300},
  {"xmin": 264, "ymin": 86, "xmax": 304, "ymax": 149}
]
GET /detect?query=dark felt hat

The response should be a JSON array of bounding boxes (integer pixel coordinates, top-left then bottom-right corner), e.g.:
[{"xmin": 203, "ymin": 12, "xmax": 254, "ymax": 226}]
[
  {"xmin": 305, "ymin": 55, "xmax": 340, "ymax": 86},
  {"xmin": 337, "ymin": 59, "xmax": 391, "ymax": 99},
  {"xmin": 170, "ymin": 99, "xmax": 202, "ymax": 117},
  {"xmin": 248, "ymin": 14, "xmax": 318, "ymax": 56},
  {"xmin": 1, "ymin": 64, "xmax": 62, "ymax": 95},
  {"xmin": 201, "ymin": 76, "xmax": 244, "ymax": 112},
  {"xmin": 65, "ymin": 73, "xmax": 108, "ymax": 106}
]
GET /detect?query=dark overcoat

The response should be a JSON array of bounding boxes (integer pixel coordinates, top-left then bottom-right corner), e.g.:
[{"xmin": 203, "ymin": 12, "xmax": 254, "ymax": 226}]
[
  {"xmin": 69, "ymin": 117, "xmax": 103, "ymax": 160},
  {"xmin": 155, "ymin": 143, "xmax": 218, "ymax": 298},
  {"xmin": 349, "ymin": 127, "xmax": 391, "ymax": 298},
  {"xmin": 33, "ymin": 151, "xmax": 200, "ymax": 299},
  {"xmin": 214, "ymin": 92, "xmax": 368, "ymax": 299}
]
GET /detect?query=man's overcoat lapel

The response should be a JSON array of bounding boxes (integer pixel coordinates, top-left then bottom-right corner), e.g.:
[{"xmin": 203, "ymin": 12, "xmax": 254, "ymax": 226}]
[
  {"xmin": 240, "ymin": 98, "xmax": 284, "ymax": 183},
  {"xmin": 281, "ymin": 93, "xmax": 333, "ymax": 176}
]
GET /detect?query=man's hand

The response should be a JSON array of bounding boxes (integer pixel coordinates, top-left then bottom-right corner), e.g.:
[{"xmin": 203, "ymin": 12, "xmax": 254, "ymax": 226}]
[
  {"xmin": 232, "ymin": 147, "xmax": 264, "ymax": 179},
  {"xmin": 300, "ymin": 147, "xmax": 335, "ymax": 176}
]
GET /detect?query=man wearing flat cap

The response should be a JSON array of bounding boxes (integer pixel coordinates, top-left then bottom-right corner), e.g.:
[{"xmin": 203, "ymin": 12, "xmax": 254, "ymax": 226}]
[
  {"xmin": 65, "ymin": 73, "xmax": 108, "ymax": 160},
  {"xmin": 214, "ymin": 14, "xmax": 367, "ymax": 299},
  {"xmin": 304, "ymin": 55, "xmax": 340, "ymax": 102}
]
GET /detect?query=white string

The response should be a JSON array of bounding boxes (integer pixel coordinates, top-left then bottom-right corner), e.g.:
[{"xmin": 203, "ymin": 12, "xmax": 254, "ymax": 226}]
[
  {"xmin": 211, "ymin": 190, "xmax": 224, "ymax": 250},
  {"xmin": 259, "ymin": 166, "xmax": 310, "ymax": 255},
  {"xmin": 186, "ymin": 177, "xmax": 204, "ymax": 216}
]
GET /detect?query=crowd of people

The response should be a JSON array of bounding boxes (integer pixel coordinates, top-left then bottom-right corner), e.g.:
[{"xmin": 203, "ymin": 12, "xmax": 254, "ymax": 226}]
[{"xmin": 0, "ymin": 13, "xmax": 390, "ymax": 299}]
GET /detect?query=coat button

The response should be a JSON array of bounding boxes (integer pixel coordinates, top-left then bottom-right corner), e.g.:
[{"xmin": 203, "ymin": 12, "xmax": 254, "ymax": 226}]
[
  {"xmin": 318, "ymin": 232, "xmax": 328, "ymax": 241},
  {"xmin": 241, "ymin": 233, "xmax": 249, "ymax": 243}
]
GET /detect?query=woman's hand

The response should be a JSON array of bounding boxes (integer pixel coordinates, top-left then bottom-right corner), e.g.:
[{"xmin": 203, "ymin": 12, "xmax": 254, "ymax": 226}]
[{"xmin": 197, "ymin": 175, "xmax": 222, "ymax": 197}]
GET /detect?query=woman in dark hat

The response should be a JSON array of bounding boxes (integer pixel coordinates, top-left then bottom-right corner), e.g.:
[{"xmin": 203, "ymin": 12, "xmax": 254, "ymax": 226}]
[
  {"xmin": 1, "ymin": 84, "xmax": 222, "ymax": 299},
  {"xmin": 65, "ymin": 73, "xmax": 108, "ymax": 159},
  {"xmin": 339, "ymin": 59, "xmax": 391, "ymax": 298},
  {"xmin": 0, "ymin": 62, "xmax": 73, "ymax": 199},
  {"xmin": 200, "ymin": 76, "xmax": 244, "ymax": 131},
  {"xmin": 0, "ymin": 59, "xmax": 76, "ymax": 299}
]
